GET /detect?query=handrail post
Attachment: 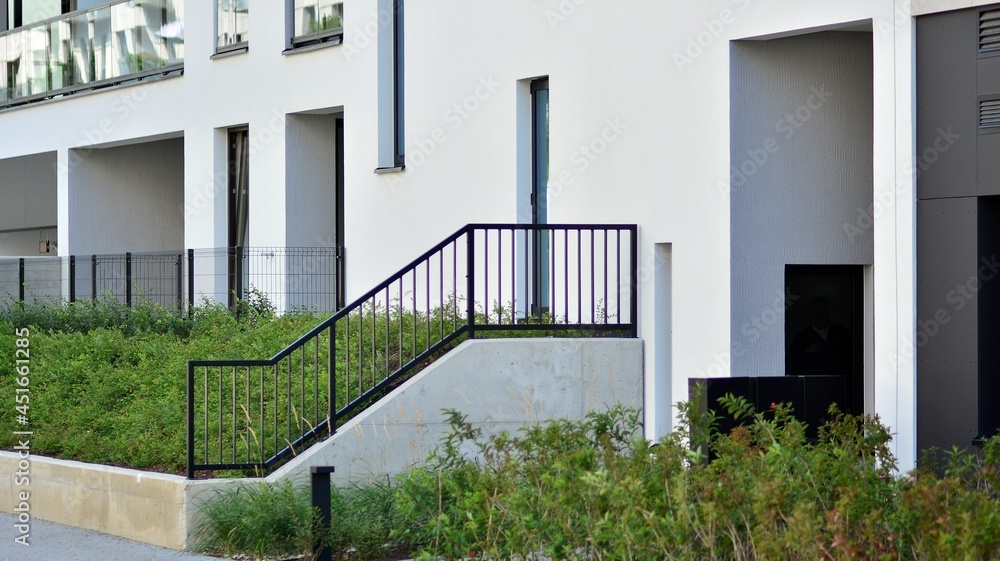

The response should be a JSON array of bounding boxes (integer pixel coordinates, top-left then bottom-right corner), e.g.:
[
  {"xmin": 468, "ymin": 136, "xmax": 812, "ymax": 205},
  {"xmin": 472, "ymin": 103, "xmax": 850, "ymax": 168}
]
[
  {"xmin": 629, "ymin": 226, "xmax": 638, "ymax": 338},
  {"xmin": 186, "ymin": 362, "xmax": 195, "ymax": 479},
  {"xmin": 466, "ymin": 228, "xmax": 475, "ymax": 339}
]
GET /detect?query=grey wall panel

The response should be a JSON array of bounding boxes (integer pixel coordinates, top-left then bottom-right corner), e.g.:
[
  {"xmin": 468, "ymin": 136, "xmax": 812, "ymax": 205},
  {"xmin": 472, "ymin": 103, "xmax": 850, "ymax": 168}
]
[
  {"xmin": 916, "ymin": 10, "xmax": 978, "ymax": 200},
  {"xmin": 977, "ymin": 54, "xmax": 1000, "ymax": 95},
  {"xmin": 23, "ymin": 152, "xmax": 57, "ymax": 226},
  {"xmin": 68, "ymin": 138, "xmax": 184, "ymax": 255},
  {"xmin": 917, "ymin": 197, "xmax": 980, "ymax": 453},
  {"xmin": 730, "ymin": 32, "xmax": 873, "ymax": 376},
  {"xmin": 0, "ymin": 156, "xmax": 28, "ymax": 228},
  {"xmin": 978, "ymin": 196, "xmax": 1000, "ymax": 439},
  {"xmin": 0, "ymin": 152, "xmax": 56, "ymax": 231},
  {"xmin": 977, "ymin": 135, "xmax": 1000, "ymax": 196},
  {"xmin": 285, "ymin": 113, "xmax": 338, "ymax": 249},
  {"xmin": 285, "ymin": 113, "xmax": 339, "ymax": 311}
]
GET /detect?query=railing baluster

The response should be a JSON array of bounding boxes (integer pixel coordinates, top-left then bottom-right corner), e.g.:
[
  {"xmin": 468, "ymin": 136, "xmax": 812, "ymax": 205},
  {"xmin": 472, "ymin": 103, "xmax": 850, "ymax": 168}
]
[
  {"xmin": 385, "ymin": 287, "xmax": 391, "ymax": 380},
  {"xmin": 314, "ymin": 337, "xmax": 319, "ymax": 428},
  {"xmin": 440, "ymin": 250, "xmax": 445, "ymax": 339},
  {"xmin": 301, "ymin": 346, "xmax": 306, "ymax": 433},
  {"xmin": 232, "ymin": 367, "xmax": 237, "ymax": 463},
  {"xmin": 260, "ymin": 366, "xmax": 265, "ymax": 464},
  {"xmin": 496, "ymin": 230, "xmax": 502, "ymax": 323},
  {"xmin": 204, "ymin": 369, "xmax": 209, "ymax": 465},
  {"xmin": 615, "ymin": 229, "xmax": 622, "ymax": 324},
  {"xmin": 564, "ymin": 229, "xmax": 569, "ymax": 324},
  {"xmin": 287, "ymin": 359, "xmax": 293, "ymax": 445},
  {"xmin": 484, "ymin": 232, "xmax": 489, "ymax": 323},
  {"xmin": 218, "ymin": 367, "xmax": 223, "ymax": 464},
  {"xmin": 246, "ymin": 366, "xmax": 251, "ymax": 464},
  {"xmin": 273, "ymin": 364, "xmax": 278, "ymax": 460}
]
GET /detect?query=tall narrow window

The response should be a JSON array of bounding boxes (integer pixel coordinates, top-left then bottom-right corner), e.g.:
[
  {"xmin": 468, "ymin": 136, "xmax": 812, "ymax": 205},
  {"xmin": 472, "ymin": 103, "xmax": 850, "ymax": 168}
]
[
  {"xmin": 375, "ymin": 0, "xmax": 403, "ymax": 171},
  {"xmin": 530, "ymin": 78, "xmax": 550, "ymax": 316},
  {"xmin": 290, "ymin": 0, "xmax": 342, "ymax": 48},
  {"xmin": 228, "ymin": 128, "xmax": 250, "ymax": 307},
  {"xmin": 217, "ymin": 0, "xmax": 249, "ymax": 53}
]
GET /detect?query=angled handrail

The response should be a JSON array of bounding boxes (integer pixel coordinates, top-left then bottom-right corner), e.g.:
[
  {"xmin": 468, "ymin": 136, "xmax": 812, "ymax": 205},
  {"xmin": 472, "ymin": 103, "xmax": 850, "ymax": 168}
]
[{"xmin": 187, "ymin": 223, "xmax": 637, "ymax": 478}]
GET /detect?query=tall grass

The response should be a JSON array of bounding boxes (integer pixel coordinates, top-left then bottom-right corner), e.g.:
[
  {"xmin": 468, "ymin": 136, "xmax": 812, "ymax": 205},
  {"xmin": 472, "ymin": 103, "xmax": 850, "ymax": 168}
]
[{"xmin": 194, "ymin": 477, "xmax": 415, "ymax": 561}]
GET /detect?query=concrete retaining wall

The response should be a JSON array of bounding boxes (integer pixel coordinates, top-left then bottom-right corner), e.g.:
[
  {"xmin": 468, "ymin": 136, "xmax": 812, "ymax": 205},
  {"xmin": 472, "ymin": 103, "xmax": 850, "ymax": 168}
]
[{"xmin": 0, "ymin": 454, "xmax": 190, "ymax": 550}]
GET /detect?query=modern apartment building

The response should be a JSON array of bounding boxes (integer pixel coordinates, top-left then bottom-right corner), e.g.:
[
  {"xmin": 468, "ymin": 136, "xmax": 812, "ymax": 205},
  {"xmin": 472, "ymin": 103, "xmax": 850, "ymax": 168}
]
[{"xmin": 0, "ymin": 0, "xmax": 996, "ymax": 473}]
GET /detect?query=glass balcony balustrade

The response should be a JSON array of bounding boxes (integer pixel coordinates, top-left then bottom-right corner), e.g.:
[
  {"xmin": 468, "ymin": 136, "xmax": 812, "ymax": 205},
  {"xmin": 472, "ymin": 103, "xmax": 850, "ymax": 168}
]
[{"xmin": 0, "ymin": 0, "xmax": 184, "ymax": 106}]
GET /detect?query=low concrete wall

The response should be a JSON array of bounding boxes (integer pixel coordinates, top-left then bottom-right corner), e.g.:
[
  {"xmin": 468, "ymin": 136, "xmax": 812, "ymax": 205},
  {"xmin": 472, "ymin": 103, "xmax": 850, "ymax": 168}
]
[
  {"xmin": 2, "ymin": 338, "xmax": 643, "ymax": 551},
  {"xmin": 266, "ymin": 337, "xmax": 643, "ymax": 484},
  {"xmin": 0, "ymin": 453, "xmax": 189, "ymax": 550}
]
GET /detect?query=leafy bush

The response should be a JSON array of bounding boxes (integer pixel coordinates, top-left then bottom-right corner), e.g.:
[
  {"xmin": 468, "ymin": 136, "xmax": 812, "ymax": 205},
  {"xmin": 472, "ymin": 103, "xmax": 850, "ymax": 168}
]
[{"xmin": 395, "ymin": 401, "xmax": 1000, "ymax": 561}]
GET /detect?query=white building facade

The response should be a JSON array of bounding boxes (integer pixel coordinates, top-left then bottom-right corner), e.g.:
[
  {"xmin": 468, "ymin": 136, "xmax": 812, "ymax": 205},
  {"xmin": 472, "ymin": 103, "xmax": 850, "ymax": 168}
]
[{"xmin": 2, "ymin": 0, "xmax": 995, "ymax": 472}]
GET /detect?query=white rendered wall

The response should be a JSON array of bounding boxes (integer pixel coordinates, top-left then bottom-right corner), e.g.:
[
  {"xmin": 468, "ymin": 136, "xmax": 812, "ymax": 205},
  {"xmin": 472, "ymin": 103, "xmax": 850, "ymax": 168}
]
[
  {"xmin": 0, "ymin": 0, "xmax": 919, "ymax": 469},
  {"xmin": 729, "ymin": 32, "xmax": 875, "ymax": 376}
]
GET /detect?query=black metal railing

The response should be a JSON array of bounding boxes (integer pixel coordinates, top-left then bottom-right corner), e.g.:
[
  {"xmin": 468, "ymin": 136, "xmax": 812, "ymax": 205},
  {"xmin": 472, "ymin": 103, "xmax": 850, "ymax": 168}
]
[
  {"xmin": 0, "ymin": 246, "xmax": 340, "ymax": 314},
  {"xmin": 187, "ymin": 224, "xmax": 638, "ymax": 478}
]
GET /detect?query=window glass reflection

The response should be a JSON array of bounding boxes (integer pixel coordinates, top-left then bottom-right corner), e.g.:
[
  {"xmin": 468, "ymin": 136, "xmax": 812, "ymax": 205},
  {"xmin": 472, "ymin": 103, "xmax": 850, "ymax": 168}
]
[
  {"xmin": 293, "ymin": 0, "xmax": 342, "ymax": 39},
  {"xmin": 218, "ymin": 0, "xmax": 248, "ymax": 50},
  {"xmin": 0, "ymin": 0, "xmax": 183, "ymax": 104}
]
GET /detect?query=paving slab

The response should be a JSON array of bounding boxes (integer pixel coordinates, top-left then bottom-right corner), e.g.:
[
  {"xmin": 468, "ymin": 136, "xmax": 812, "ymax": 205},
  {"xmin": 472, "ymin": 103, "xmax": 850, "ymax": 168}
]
[{"xmin": 0, "ymin": 514, "xmax": 233, "ymax": 561}]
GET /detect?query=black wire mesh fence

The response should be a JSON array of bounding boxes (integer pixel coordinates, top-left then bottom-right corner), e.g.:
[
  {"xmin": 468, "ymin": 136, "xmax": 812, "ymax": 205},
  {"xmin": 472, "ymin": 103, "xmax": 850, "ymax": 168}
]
[{"xmin": 0, "ymin": 246, "xmax": 340, "ymax": 314}]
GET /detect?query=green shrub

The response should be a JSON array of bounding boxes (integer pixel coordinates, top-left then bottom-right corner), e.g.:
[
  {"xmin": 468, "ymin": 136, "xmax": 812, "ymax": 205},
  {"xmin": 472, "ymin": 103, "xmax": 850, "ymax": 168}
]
[
  {"xmin": 0, "ymin": 298, "xmax": 325, "ymax": 473},
  {"xmin": 395, "ymin": 402, "xmax": 1000, "ymax": 561}
]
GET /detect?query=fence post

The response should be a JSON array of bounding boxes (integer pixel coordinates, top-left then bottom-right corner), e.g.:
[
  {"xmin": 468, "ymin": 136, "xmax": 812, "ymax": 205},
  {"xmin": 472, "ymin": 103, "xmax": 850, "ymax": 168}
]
[
  {"xmin": 310, "ymin": 466, "xmax": 336, "ymax": 561},
  {"xmin": 187, "ymin": 249, "xmax": 195, "ymax": 317},
  {"xmin": 176, "ymin": 253, "xmax": 183, "ymax": 314},
  {"xmin": 69, "ymin": 255, "xmax": 76, "ymax": 303},
  {"xmin": 18, "ymin": 258, "xmax": 24, "ymax": 303},
  {"xmin": 125, "ymin": 252, "xmax": 132, "ymax": 308},
  {"xmin": 466, "ymin": 229, "xmax": 475, "ymax": 339},
  {"xmin": 235, "ymin": 246, "xmax": 244, "ymax": 305},
  {"xmin": 91, "ymin": 255, "xmax": 97, "ymax": 302}
]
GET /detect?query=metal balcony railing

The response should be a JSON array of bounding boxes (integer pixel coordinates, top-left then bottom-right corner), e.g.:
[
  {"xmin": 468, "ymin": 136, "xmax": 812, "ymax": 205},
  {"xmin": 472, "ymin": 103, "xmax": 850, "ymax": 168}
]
[
  {"xmin": 187, "ymin": 224, "xmax": 638, "ymax": 478},
  {"xmin": 0, "ymin": 0, "xmax": 184, "ymax": 108}
]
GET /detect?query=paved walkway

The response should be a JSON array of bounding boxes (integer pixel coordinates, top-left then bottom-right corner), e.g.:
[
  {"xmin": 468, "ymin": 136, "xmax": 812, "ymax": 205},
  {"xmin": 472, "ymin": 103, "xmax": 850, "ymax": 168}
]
[{"xmin": 0, "ymin": 514, "xmax": 233, "ymax": 561}]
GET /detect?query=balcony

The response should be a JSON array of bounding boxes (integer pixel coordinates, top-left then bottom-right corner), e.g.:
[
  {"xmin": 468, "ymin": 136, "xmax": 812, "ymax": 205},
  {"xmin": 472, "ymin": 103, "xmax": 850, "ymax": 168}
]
[{"xmin": 0, "ymin": 0, "xmax": 184, "ymax": 109}]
